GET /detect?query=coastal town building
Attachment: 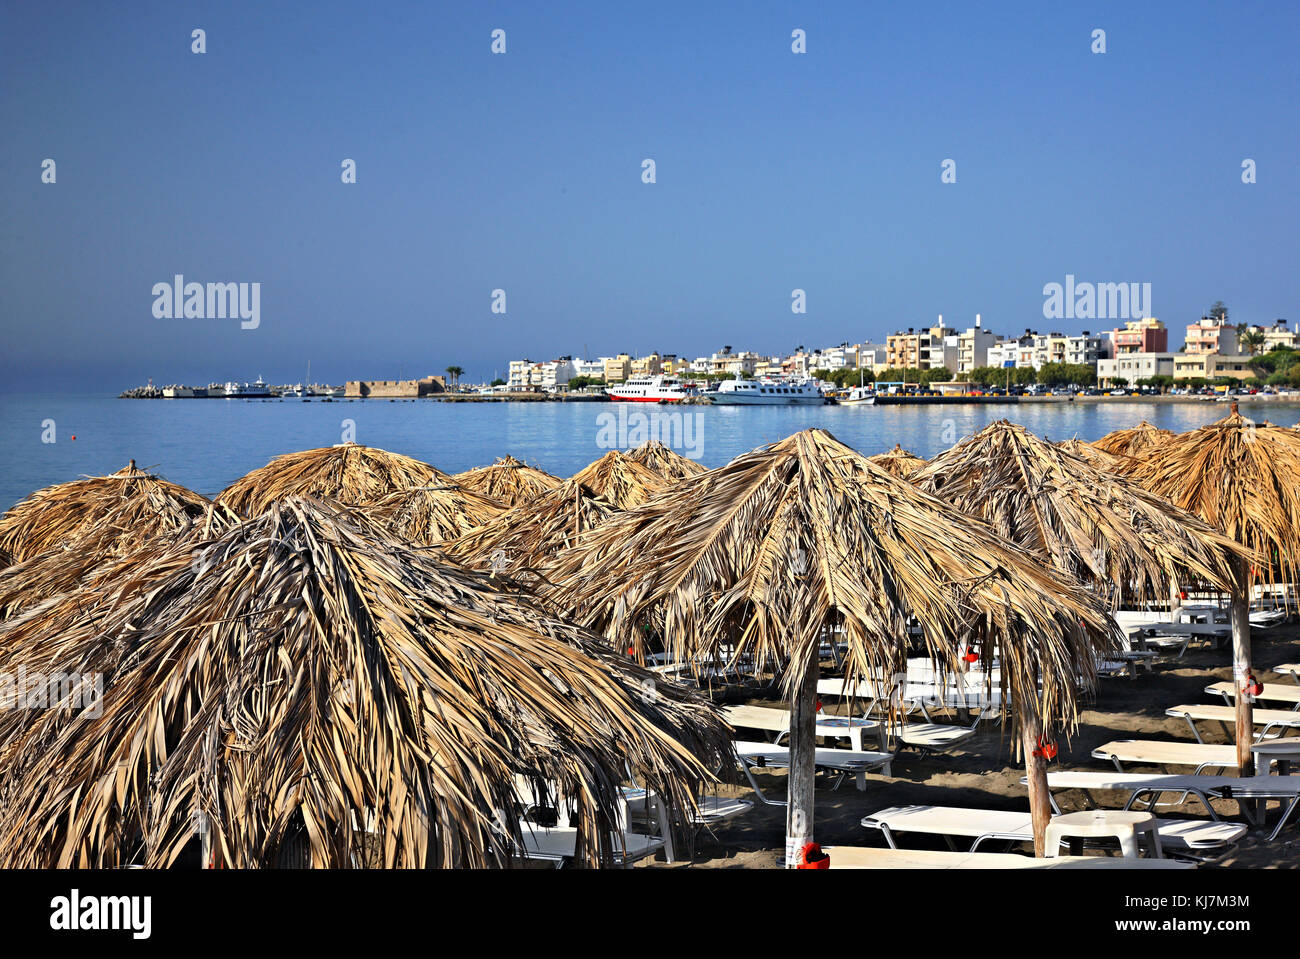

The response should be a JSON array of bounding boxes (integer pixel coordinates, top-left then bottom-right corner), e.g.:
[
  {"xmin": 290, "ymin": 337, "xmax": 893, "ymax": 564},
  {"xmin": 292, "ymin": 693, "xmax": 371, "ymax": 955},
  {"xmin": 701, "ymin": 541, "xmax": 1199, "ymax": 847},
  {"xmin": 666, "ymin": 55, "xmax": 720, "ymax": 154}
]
[
  {"xmin": 1243, "ymin": 319, "xmax": 1295, "ymax": 352},
  {"xmin": 1184, "ymin": 316, "xmax": 1239, "ymax": 355},
  {"xmin": 1096, "ymin": 352, "xmax": 1175, "ymax": 386},
  {"xmin": 603, "ymin": 353, "xmax": 632, "ymax": 383},
  {"xmin": 1111, "ymin": 317, "xmax": 1168, "ymax": 355},
  {"xmin": 1172, "ymin": 353, "xmax": 1256, "ymax": 382},
  {"xmin": 957, "ymin": 317, "xmax": 997, "ymax": 373}
]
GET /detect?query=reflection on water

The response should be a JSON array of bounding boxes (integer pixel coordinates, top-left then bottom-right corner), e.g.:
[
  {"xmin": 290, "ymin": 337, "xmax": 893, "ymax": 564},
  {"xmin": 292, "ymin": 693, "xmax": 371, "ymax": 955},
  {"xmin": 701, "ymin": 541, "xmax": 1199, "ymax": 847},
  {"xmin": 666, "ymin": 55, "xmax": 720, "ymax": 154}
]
[{"xmin": 2, "ymin": 393, "xmax": 1297, "ymax": 510}]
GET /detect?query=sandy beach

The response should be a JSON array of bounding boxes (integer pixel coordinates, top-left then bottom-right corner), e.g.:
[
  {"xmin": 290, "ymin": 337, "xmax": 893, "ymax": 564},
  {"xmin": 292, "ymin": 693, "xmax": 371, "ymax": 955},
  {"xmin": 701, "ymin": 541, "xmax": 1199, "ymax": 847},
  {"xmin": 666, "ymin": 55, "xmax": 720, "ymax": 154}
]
[{"xmin": 664, "ymin": 623, "xmax": 1300, "ymax": 869}]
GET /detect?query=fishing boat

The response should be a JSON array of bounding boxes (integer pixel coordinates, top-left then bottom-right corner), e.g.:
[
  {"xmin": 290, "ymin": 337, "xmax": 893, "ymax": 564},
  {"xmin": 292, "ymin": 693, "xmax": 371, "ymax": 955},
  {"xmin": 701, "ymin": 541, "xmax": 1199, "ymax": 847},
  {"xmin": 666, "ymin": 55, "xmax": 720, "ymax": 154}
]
[
  {"xmin": 708, "ymin": 378, "xmax": 825, "ymax": 405},
  {"xmin": 840, "ymin": 385, "xmax": 876, "ymax": 406}
]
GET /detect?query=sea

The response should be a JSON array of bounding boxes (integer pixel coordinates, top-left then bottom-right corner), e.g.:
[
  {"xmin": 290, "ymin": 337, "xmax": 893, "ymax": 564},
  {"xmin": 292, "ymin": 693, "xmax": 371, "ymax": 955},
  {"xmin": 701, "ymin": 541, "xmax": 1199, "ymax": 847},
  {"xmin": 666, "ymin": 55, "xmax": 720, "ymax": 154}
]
[{"xmin": 3, "ymin": 393, "xmax": 1298, "ymax": 511}]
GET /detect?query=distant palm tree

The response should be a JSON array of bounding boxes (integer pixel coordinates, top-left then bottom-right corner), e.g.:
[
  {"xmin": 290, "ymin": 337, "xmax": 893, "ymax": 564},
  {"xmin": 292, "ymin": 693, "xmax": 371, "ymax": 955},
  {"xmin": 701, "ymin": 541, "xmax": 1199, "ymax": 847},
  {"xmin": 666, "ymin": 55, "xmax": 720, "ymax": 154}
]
[
  {"xmin": 444, "ymin": 365, "xmax": 464, "ymax": 388},
  {"xmin": 1239, "ymin": 331, "xmax": 1266, "ymax": 356}
]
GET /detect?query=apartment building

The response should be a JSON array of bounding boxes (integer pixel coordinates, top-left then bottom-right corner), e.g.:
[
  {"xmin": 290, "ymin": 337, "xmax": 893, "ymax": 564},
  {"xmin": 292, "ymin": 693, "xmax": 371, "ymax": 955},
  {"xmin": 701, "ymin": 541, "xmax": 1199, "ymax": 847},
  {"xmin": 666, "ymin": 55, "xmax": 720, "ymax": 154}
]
[
  {"xmin": 957, "ymin": 316, "xmax": 998, "ymax": 373},
  {"xmin": 1097, "ymin": 352, "xmax": 1175, "ymax": 385},
  {"xmin": 1173, "ymin": 353, "xmax": 1256, "ymax": 381},
  {"xmin": 1184, "ymin": 316, "xmax": 1239, "ymax": 355},
  {"xmin": 602, "ymin": 353, "xmax": 632, "ymax": 383},
  {"xmin": 1112, "ymin": 317, "xmax": 1168, "ymax": 355}
]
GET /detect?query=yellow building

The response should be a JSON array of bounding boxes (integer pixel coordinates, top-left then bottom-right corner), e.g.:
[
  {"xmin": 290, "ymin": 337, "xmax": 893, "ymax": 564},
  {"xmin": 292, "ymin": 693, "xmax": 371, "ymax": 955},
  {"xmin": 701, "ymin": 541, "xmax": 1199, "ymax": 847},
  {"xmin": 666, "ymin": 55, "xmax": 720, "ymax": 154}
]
[
  {"xmin": 630, "ymin": 353, "xmax": 662, "ymax": 377},
  {"xmin": 603, "ymin": 353, "xmax": 632, "ymax": 383}
]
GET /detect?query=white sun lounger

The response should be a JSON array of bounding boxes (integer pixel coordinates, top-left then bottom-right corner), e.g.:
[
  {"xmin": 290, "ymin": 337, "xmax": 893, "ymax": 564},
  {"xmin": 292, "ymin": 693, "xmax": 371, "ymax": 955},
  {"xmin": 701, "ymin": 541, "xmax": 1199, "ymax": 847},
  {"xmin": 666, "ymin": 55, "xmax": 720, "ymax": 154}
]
[
  {"xmin": 1208, "ymin": 775, "xmax": 1300, "ymax": 841},
  {"xmin": 1206, "ymin": 681, "xmax": 1300, "ymax": 708},
  {"xmin": 820, "ymin": 846, "xmax": 1194, "ymax": 870},
  {"xmin": 1091, "ymin": 739, "xmax": 1240, "ymax": 774},
  {"xmin": 721, "ymin": 704, "xmax": 886, "ymax": 752},
  {"xmin": 1274, "ymin": 663, "xmax": 1300, "ymax": 684},
  {"xmin": 860, "ymin": 804, "xmax": 1246, "ymax": 859},
  {"xmin": 510, "ymin": 776, "xmax": 676, "ymax": 867},
  {"xmin": 733, "ymin": 740, "xmax": 894, "ymax": 799},
  {"xmin": 813, "ymin": 679, "xmax": 982, "ymax": 752},
  {"xmin": 1166, "ymin": 703, "xmax": 1300, "ymax": 743},
  {"xmin": 1034, "ymin": 771, "xmax": 1300, "ymax": 840}
]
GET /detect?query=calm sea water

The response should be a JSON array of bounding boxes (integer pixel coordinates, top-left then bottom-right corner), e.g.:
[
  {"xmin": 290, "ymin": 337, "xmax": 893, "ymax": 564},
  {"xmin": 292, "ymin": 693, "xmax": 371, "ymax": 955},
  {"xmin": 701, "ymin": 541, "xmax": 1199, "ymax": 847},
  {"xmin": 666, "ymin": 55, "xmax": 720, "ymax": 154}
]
[{"xmin": 3, "ymin": 393, "xmax": 1298, "ymax": 511}]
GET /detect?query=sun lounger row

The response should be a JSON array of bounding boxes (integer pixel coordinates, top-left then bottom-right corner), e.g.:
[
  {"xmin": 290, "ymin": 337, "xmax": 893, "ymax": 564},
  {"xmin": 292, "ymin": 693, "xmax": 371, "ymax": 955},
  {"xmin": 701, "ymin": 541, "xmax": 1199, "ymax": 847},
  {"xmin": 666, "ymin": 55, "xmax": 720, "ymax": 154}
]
[
  {"xmin": 860, "ymin": 804, "xmax": 1246, "ymax": 861},
  {"xmin": 1029, "ymin": 772, "xmax": 1300, "ymax": 842},
  {"xmin": 821, "ymin": 846, "xmax": 1193, "ymax": 869}
]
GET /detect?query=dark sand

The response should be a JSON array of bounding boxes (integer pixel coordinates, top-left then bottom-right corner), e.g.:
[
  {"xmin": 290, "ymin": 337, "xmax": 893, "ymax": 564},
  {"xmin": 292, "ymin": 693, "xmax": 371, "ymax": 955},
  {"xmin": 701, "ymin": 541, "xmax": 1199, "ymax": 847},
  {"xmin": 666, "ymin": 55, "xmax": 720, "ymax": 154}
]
[{"xmin": 652, "ymin": 623, "xmax": 1300, "ymax": 868}]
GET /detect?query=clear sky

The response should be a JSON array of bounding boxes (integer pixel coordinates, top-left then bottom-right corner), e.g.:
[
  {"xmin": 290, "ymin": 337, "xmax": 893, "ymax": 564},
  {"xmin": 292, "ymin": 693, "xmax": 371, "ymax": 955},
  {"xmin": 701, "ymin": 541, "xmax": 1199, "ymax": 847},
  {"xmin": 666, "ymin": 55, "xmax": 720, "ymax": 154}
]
[{"xmin": 2, "ymin": 1, "xmax": 1297, "ymax": 391}]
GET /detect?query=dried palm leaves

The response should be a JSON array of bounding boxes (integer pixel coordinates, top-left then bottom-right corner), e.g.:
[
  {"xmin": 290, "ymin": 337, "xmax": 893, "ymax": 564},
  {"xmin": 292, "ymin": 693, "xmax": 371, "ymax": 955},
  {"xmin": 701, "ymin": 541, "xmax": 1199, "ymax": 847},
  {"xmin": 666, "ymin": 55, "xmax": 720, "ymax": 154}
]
[
  {"xmin": 571, "ymin": 451, "xmax": 670, "ymax": 511},
  {"xmin": 1092, "ymin": 421, "xmax": 1174, "ymax": 459},
  {"xmin": 1126, "ymin": 409, "xmax": 1300, "ymax": 590},
  {"xmin": 912, "ymin": 421, "xmax": 1245, "ymax": 604},
  {"xmin": 0, "ymin": 498, "xmax": 729, "ymax": 869},
  {"xmin": 867, "ymin": 444, "xmax": 926, "ymax": 479},
  {"xmin": 543, "ymin": 428, "xmax": 1119, "ymax": 738},
  {"xmin": 1057, "ymin": 437, "xmax": 1132, "ymax": 472},
  {"xmin": 0, "ymin": 463, "xmax": 212, "ymax": 564},
  {"xmin": 366, "ymin": 483, "xmax": 506, "ymax": 547},
  {"xmin": 626, "ymin": 441, "xmax": 707, "ymax": 482},
  {"xmin": 444, "ymin": 479, "xmax": 617, "ymax": 574},
  {"xmin": 216, "ymin": 444, "xmax": 448, "ymax": 515},
  {"xmin": 452, "ymin": 456, "xmax": 562, "ymax": 508}
]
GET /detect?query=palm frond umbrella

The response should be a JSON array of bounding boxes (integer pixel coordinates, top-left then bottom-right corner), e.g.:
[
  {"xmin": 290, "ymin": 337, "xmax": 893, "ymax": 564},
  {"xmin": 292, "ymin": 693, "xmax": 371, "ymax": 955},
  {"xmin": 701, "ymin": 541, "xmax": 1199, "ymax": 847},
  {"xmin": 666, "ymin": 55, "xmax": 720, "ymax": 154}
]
[
  {"xmin": 1057, "ymin": 438, "xmax": 1132, "ymax": 473},
  {"xmin": 912, "ymin": 422, "xmax": 1244, "ymax": 603},
  {"xmin": 626, "ymin": 441, "xmax": 708, "ymax": 481},
  {"xmin": 0, "ymin": 498, "xmax": 730, "ymax": 868},
  {"xmin": 453, "ymin": 455, "xmax": 562, "ymax": 508},
  {"xmin": 366, "ymin": 482, "xmax": 506, "ymax": 547},
  {"xmin": 540, "ymin": 429, "xmax": 1119, "ymax": 863},
  {"xmin": 1092, "ymin": 421, "xmax": 1174, "ymax": 460},
  {"xmin": 444, "ymin": 478, "xmax": 617, "ymax": 575},
  {"xmin": 0, "ymin": 499, "xmax": 240, "ymax": 619},
  {"xmin": 867, "ymin": 443, "xmax": 927, "ymax": 479},
  {"xmin": 216, "ymin": 444, "xmax": 448, "ymax": 515},
  {"xmin": 571, "ymin": 451, "xmax": 670, "ymax": 510},
  {"xmin": 1126, "ymin": 404, "xmax": 1300, "ymax": 771},
  {"xmin": 0, "ymin": 461, "xmax": 212, "ymax": 564}
]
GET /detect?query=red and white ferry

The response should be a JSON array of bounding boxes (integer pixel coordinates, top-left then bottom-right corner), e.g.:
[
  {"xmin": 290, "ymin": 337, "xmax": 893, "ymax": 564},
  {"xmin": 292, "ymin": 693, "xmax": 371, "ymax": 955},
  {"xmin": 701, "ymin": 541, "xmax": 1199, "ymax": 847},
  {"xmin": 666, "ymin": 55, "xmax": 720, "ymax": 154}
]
[{"xmin": 606, "ymin": 375, "xmax": 698, "ymax": 403}]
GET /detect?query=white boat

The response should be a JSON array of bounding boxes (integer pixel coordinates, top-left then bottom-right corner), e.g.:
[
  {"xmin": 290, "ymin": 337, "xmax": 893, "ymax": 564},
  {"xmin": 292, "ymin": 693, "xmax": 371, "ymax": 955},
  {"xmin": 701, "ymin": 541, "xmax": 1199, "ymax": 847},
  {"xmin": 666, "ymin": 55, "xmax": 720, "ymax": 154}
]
[
  {"xmin": 162, "ymin": 385, "xmax": 194, "ymax": 398},
  {"xmin": 840, "ymin": 386, "xmax": 876, "ymax": 406},
  {"xmin": 709, "ymin": 378, "xmax": 825, "ymax": 406},
  {"xmin": 224, "ymin": 376, "xmax": 272, "ymax": 398},
  {"xmin": 607, "ymin": 375, "xmax": 698, "ymax": 403}
]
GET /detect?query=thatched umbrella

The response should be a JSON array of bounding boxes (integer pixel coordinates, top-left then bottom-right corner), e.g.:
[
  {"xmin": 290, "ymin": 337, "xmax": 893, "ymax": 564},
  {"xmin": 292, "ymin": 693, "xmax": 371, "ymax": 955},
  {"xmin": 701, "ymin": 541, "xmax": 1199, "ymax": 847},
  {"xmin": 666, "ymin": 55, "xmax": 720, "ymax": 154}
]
[
  {"xmin": 0, "ymin": 498, "xmax": 730, "ymax": 868},
  {"xmin": 366, "ymin": 482, "xmax": 506, "ymax": 547},
  {"xmin": 1092, "ymin": 421, "xmax": 1175, "ymax": 459},
  {"xmin": 453, "ymin": 455, "xmax": 562, "ymax": 508},
  {"xmin": 626, "ymin": 441, "xmax": 708, "ymax": 482},
  {"xmin": 571, "ymin": 451, "xmax": 670, "ymax": 510},
  {"xmin": 0, "ymin": 498, "xmax": 240, "ymax": 619},
  {"xmin": 915, "ymin": 421, "xmax": 1248, "ymax": 807},
  {"xmin": 1057, "ymin": 437, "xmax": 1131, "ymax": 472},
  {"xmin": 0, "ymin": 461, "xmax": 212, "ymax": 564},
  {"xmin": 444, "ymin": 479, "xmax": 617, "ymax": 575},
  {"xmin": 867, "ymin": 443, "xmax": 927, "ymax": 479},
  {"xmin": 1126, "ymin": 405, "xmax": 1300, "ymax": 771},
  {"xmin": 541, "ymin": 429, "xmax": 1119, "ymax": 864},
  {"xmin": 216, "ymin": 444, "xmax": 449, "ymax": 515}
]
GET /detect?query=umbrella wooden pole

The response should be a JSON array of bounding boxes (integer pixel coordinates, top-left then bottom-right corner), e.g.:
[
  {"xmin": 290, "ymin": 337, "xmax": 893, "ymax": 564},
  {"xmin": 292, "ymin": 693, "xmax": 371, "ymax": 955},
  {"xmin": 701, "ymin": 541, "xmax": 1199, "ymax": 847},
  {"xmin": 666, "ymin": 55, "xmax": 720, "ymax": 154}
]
[
  {"xmin": 1020, "ymin": 692, "xmax": 1051, "ymax": 857},
  {"xmin": 785, "ymin": 644, "xmax": 819, "ymax": 868},
  {"xmin": 1231, "ymin": 556, "xmax": 1255, "ymax": 776}
]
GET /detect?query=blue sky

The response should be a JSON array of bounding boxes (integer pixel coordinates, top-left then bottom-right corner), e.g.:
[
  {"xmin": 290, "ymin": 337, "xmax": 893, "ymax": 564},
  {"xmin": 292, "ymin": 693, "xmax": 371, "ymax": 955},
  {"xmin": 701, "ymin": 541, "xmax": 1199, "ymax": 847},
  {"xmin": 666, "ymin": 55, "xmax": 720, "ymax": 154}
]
[{"xmin": 2, "ymin": 1, "xmax": 1297, "ymax": 390}]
